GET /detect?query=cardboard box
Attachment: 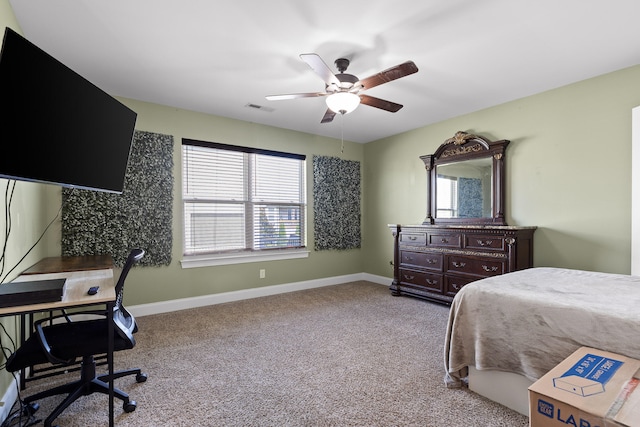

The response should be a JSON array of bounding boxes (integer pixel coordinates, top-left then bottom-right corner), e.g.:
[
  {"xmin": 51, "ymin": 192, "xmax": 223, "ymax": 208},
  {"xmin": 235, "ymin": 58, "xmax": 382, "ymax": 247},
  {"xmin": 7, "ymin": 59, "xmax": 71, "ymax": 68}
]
[{"xmin": 529, "ymin": 347, "xmax": 640, "ymax": 427}]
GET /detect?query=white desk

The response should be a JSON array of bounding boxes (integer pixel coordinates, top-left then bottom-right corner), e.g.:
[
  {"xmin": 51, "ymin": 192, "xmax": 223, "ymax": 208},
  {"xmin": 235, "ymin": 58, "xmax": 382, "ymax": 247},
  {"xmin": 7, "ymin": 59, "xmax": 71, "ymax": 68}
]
[
  {"xmin": 5, "ymin": 256, "xmax": 117, "ymax": 427},
  {"xmin": 7, "ymin": 268, "xmax": 115, "ymax": 314}
]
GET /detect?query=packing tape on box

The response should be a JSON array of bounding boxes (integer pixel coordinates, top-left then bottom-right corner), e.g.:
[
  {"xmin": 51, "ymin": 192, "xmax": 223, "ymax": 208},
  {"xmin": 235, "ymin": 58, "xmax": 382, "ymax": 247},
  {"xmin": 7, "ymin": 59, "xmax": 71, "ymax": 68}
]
[{"xmin": 604, "ymin": 368, "xmax": 640, "ymax": 425}]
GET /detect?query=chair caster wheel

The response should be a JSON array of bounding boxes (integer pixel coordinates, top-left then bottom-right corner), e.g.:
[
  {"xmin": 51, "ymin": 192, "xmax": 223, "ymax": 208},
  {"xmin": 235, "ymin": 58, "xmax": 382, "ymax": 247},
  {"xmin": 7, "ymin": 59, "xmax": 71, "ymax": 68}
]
[
  {"xmin": 22, "ymin": 402, "xmax": 39, "ymax": 415},
  {"xmin": 123, "ymin": 400, "xmax": 137, "ymax": 413},
  {"xmin": 136, "ymin": 372, "xmax": 148, "ymax": 382}
]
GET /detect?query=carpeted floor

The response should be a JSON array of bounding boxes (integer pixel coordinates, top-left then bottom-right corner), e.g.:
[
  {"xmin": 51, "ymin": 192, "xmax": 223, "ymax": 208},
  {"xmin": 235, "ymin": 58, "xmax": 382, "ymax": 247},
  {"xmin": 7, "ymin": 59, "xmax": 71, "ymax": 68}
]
[{"xmin": 14, "ymin": 281, "xmax": 529, "ymax": 426}]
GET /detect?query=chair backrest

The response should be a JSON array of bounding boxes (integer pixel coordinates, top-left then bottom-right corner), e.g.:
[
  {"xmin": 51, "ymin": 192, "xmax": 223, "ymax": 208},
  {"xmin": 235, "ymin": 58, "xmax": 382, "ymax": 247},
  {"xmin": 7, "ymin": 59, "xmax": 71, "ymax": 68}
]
[
  {"xmin": 115, "ymin": 248, "xmax": 145, "ymax": 305},
  {"xmin": 113, "ymin": 249, "xmax": 144, "ymax": 342}
]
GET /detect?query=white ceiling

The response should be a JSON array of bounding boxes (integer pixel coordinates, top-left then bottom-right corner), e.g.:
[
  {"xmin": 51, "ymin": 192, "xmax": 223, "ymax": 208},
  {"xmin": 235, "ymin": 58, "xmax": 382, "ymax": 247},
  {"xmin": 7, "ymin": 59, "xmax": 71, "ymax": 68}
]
[{"xmin": 8, "ymin": 0, "xmax": 640, "ymax": 143}]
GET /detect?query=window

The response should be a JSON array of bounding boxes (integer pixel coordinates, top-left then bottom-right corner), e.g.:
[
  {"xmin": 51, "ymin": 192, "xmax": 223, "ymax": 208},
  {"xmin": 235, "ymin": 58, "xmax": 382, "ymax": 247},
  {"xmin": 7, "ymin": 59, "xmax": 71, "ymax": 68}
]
[
  {"xmin": 436, "ymin": 175, "xmax": 458, "ymax": 218},
  {"xmin": 182, "ymin": 139, "xmax": 306, "ymax": 258}
]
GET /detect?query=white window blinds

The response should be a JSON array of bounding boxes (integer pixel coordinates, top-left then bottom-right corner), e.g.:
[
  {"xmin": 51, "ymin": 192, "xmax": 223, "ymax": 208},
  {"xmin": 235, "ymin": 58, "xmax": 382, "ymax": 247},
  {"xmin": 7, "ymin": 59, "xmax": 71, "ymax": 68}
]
[{"xmin": 182, "ymin": 139, "xmax": 306, "ymax": 256}]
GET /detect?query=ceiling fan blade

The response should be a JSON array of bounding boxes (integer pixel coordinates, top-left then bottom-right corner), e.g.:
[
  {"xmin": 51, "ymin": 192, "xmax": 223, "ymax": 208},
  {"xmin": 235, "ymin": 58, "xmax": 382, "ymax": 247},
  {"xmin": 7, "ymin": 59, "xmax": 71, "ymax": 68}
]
[
  {"xmin": 265, "ymin": 92, "xmax": 326, "ymax": 101},
  {"xmin": 300, "ymin": 53, "xmax": 341, "ymax": 86},
  {"xmin": 356, "ymin": 61, "xmax": 418, "ymax": 91},
  {"xmin": 359, "ymin": 94, "xmax": 403, "ymax": 112},
  {"xmin": 321, "ymin": 108, "xmax": 336, "ymax": 123}
]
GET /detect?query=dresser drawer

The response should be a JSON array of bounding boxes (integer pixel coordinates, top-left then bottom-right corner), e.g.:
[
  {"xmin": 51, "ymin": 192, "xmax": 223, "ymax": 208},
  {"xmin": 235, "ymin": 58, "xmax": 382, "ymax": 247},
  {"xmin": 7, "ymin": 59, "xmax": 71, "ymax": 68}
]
[
  {"xmin": 446, "ymin": 255, "xmax": 506, "ymax": 277},
  {"xmin": 399, "ymin": 268, "xmax": 443, "ymax": 292},
  {"xmin": 400, "ymin": 251, "xmax": 443, "ymax": 271},
  {"xmin": 390, "ymin": 224, "xmax": 536, "ymax": 305},
  {"xmin": 399, "ymin": 232, "xmax": 426, "ymax": 246},
  {"xmin": 444, "ymin": 275, "xmax": 476, "ymax": 297},
  {"xmin": 428, "ymin": 233, "xmax": 461, "ymax": 248},
  {"xmin": 464, "ymin": 235, "xmax": 505, "ymax": 251}
]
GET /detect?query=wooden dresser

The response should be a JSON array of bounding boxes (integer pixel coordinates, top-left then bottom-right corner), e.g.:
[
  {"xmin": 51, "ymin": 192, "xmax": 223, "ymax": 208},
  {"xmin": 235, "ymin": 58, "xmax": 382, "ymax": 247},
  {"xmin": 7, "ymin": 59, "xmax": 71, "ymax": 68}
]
[
  {"xmin": 389, "ymin": 224, "xmax": 536, "ymax": 304},
  {"xmin": 389, "ymin": 131, "xmax": 537, "ymax": 304}
]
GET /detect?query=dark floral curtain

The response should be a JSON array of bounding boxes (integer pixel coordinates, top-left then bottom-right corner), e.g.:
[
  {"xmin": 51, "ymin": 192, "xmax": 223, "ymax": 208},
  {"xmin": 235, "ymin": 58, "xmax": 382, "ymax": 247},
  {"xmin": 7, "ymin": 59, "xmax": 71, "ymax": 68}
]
[
  {"xmin": 61, "ymin": 130, "xmax": 174, "ymax": 267},
  {"xmin": 313, "ymin": 156, "xmax": 361, "ymax": 251}
]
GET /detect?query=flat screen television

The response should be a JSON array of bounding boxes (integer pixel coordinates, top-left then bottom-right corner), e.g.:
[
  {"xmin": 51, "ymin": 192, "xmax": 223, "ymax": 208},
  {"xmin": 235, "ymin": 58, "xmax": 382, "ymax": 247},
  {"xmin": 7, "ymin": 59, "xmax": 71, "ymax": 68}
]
[{"xmin": 0, "ymin": 27, "xmax": 137, "ymax": 194}]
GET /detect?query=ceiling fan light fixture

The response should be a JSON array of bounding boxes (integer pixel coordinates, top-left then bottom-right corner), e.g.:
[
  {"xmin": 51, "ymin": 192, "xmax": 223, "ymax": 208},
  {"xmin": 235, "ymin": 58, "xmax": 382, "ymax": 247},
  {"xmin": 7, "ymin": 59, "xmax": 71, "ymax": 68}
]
[{"xmin": 326, "ymin": 92, "xmax": 360, "ymax": 115}]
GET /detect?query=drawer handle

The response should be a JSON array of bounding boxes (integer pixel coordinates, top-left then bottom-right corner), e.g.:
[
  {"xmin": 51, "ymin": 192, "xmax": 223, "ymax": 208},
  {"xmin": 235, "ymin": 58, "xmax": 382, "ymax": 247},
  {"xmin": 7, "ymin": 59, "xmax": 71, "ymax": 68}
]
[
  {"xmin": 451, "ymin": 283, "xmax": 462, "ymax": 291},
  {"xmin": 426, "ymin": 259, "xmax": 437, "ymax": 264},
  {"xmin": 403, "ymin": 274, "xmax": 415, "ymax": 280},
  {"xmin": 441, "ymin": 238, "xmax": 449, "ymax": 243},
  {"xmin": 452, "ymin": 261, "xmax": 466, "ymax": 268},
  {"xmin": 406, "ymin": 256, "xmax": 414, "ymax": 261},
  {"xmin": 408, "ymin": 236, "xmax": 417, "ymax": 241},
  {"xmin": 476, "ymin": 239, "xmax": 493, "ymax": 246},
  {"xmin": 426, "ymin": 279, "xmax": 437, "ymax": 285},
  {"xmin": 482, "ymin": 265, "xmax": 498, "ymax": 272}
]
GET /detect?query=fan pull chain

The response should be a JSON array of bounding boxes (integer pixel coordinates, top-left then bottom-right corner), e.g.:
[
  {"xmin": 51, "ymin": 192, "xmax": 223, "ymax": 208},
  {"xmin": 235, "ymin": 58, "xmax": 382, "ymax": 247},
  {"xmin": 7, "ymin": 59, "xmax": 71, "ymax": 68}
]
[{"xmin": 340, "ymin": 112, "xmax": 344, "ymax": 154}]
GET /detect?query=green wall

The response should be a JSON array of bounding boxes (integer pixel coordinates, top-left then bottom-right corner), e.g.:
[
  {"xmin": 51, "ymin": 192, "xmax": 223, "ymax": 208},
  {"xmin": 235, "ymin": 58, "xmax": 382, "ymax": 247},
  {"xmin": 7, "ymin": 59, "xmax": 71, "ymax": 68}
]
[
  {"xmin": 2, "ymin": 0, "xmax": 640, "ymax": 409},
  {"xmin": 363, "ymin": 65, "xmax": 640, "ymax": 277},
  {"xmin": 0, "ymin": 5, "xmax": 63, "ymax": 402},
  {"xmin": 2, "ymin": 0, "xmax": 639, "ymax": 307},
  {"xmin": 121, "ymin": 62, "xmax": 640, "ymax": 306},
  {"xmin": 104, "ymin": 100, "xmax": 365, "ymax": 305}
]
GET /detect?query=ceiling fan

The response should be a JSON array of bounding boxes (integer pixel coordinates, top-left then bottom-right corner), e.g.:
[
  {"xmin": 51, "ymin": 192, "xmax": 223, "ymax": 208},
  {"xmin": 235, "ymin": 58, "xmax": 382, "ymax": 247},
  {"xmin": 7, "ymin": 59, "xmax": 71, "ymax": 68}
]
[{"xmin": 266, "ymin": 54, "xmax": 418, "ymax": 123}]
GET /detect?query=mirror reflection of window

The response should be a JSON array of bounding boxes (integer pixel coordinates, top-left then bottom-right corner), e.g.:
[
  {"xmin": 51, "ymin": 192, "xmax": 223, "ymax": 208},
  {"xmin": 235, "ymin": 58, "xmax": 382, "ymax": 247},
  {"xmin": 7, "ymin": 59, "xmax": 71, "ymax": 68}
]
[
  {"xmin": 435, "ymin": 158, "xmax": 493, "ymax": 219},
  {"xmin": 437, "ymin": 175, "xmax": 457, "ymax": 218}
]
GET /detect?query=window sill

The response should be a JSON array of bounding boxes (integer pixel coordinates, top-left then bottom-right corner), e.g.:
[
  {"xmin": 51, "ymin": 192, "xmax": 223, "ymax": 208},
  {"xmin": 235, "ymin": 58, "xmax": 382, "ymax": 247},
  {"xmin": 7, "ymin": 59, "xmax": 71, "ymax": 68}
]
[{"xmin": 180, "ymin": 249, "xmax": 310, "ymax": 269}]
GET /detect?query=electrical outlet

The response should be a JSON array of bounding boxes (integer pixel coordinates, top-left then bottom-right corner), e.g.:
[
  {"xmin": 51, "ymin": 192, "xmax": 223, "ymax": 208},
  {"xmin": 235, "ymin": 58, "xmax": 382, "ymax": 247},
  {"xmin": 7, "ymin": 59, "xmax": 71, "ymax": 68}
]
[{"xmin": 259, "ymin": 269, "xmax": 266, "ymax": 279}]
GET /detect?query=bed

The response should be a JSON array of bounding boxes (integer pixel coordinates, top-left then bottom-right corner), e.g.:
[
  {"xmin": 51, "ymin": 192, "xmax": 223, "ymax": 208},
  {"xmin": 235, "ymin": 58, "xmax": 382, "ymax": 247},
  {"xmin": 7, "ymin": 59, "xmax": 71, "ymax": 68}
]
[{"xmin": 444, "ymin": 267, "xmax": 640, "ymax": 411}]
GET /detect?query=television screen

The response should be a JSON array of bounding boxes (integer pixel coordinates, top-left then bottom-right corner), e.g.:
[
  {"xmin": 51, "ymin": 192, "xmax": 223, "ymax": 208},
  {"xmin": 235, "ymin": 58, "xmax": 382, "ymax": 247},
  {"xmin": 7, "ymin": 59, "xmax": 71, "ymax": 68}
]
[{"xmin": 0, "ymin": 27, "xmax": 137, "ymax": 194}]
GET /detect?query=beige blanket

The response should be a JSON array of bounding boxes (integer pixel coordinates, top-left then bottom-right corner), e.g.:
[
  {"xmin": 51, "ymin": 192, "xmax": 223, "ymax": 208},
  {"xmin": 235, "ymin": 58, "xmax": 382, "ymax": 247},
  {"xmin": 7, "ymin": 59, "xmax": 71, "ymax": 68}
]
[{"xmin": 444, "ymin": 267, "xmax": 640, "ymax": 388}]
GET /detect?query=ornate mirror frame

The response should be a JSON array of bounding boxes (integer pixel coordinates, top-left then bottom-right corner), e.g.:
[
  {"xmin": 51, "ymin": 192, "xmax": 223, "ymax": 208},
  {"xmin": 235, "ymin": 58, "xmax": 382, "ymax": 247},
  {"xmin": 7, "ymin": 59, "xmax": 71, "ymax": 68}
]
[{"xmin": 420, "ymin": 131, "xmax": 509, "ymax": 225}]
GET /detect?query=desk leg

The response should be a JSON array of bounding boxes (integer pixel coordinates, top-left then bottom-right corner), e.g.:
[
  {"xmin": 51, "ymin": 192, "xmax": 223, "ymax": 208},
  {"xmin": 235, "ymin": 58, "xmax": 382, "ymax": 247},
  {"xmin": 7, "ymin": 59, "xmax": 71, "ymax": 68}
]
[
  {"xmin": 107, "ymin": 302, "xmax": 114, "ymax": 427},
  {"xmin": 19, "ymin": 314, "xmax": 26, "ymax": 390}
]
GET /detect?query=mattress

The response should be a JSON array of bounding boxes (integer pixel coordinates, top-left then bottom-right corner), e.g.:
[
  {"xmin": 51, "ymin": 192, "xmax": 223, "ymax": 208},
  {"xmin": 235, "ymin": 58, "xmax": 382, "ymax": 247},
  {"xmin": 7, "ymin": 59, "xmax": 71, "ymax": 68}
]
[{"xmin": 444, "ymin": 267, "xmax": 640, "ymax": 388}]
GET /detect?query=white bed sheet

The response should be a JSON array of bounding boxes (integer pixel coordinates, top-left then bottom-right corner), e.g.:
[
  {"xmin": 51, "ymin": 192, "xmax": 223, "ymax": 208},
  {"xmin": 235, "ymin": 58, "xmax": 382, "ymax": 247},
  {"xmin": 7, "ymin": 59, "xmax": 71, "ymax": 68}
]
[{"xmin": 444, "ymin": 267, "xmax": 640, "ymax": 388}]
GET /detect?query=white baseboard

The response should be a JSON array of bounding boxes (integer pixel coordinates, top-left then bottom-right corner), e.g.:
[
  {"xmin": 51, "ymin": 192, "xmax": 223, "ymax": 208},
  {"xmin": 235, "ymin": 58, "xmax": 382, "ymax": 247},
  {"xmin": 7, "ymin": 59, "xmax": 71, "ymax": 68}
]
[
  {"xmin": 129, "ymin": 273, "xmax": 392, "ymax": 318},
  {"xmin": 0, "ymin": 273, "xmax": 392, "ymax": 420},
  {"xmin": 0, "ymin": 375, "xmax": 19, "ymax": 423},
  {"xmin": 0, "ymin": 274, "xmax": 393, "ymax": 423},
  {"xmin": 361, "ymin": 273, "xmax": 392, "ymax": 286}
]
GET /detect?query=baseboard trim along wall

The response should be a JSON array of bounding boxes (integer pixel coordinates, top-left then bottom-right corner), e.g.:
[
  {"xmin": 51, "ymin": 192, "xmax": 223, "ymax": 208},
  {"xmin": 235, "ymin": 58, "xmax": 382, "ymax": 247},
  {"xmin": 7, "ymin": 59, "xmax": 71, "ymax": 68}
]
[
  {"xmin": 0, "ymin": 274, "xmax": 390, "ymax": 423},
  {"xmin": 0, "ymin": 375, "xmax": 19, "ymax": 423},
  {"xmin": 129, "ymin": 273, "xmax": 391, "ymax": 318}
]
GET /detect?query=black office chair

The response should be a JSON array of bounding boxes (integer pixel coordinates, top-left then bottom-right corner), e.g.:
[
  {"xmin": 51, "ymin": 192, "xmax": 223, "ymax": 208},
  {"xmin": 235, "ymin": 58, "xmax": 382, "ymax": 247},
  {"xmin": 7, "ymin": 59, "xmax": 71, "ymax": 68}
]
[{"xmin": 6, "ymin": 249, "xmax": 148, "ymax": 427}]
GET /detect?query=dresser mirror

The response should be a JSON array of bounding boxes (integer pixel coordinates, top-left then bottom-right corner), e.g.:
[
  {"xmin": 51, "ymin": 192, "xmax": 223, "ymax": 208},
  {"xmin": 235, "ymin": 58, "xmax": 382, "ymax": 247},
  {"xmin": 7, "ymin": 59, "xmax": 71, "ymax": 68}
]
[
  {"xmin": 420, "ymin": 131, "xmax": 509, "ymax": 225},
  {"xmin": 435, "ymin": 157, "xmax": 493, "ymax": 219}
]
